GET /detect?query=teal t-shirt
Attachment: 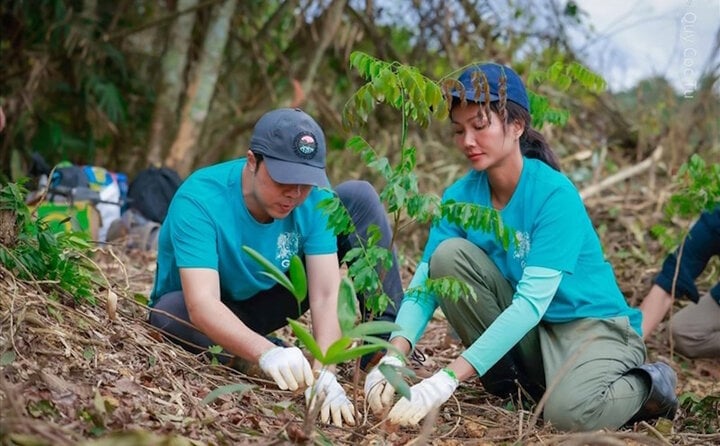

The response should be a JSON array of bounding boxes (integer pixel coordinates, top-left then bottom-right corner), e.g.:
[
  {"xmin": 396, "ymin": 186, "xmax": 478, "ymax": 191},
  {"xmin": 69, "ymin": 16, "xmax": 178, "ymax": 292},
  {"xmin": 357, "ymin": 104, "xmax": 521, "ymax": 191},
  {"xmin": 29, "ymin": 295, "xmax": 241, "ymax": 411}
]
[
  {"xmin": 149, "ymin": 158, "xmax": 337, "ymax": 306},
  {"xmin": 395, "ymin": 158, "xmax": 642, "ymax": 374},
  {"xmin": 425, "ymin": 158, "xmax": 640, "ymax": 329}
]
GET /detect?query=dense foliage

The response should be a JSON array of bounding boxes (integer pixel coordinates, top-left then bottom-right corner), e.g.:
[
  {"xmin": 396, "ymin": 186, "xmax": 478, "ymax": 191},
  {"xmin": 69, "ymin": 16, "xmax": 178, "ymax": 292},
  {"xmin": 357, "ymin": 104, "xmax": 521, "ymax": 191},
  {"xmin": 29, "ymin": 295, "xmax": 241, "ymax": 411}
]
[{"xmin": 1, "ymin": 0, "xmax": 716, "ymax": 186}]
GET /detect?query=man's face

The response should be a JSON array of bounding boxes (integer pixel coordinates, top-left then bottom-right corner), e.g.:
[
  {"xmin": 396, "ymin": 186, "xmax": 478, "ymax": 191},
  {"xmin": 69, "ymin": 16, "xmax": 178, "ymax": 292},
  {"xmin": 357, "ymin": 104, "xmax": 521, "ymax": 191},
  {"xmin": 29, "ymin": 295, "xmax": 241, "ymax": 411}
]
[{"xmin": 244, "ymin": 153, "xmax": 312, "ymax": 222}]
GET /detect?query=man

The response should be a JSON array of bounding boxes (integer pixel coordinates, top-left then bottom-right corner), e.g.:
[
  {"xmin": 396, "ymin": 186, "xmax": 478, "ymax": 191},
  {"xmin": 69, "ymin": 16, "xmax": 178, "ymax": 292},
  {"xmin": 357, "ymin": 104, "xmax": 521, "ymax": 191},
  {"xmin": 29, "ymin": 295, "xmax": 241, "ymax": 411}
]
[
  {"xmin": 148, "ymin": 108, "xmax": 403, "ymax": 427},
  {"xmin": 640, "ymin": 207, "xmax": 720, "ymax": 357}
]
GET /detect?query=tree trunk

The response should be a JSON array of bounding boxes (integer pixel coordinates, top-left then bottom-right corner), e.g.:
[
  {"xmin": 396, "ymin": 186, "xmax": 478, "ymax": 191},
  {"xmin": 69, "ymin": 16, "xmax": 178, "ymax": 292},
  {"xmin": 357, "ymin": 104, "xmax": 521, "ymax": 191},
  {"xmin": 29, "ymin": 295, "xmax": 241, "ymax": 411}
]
[
  {"xmin": 146, "ymin": 0, "xmax": 199, "ymax": 168},
  {"xmin": 164, "ymin": 0, "xmax": 237, "ymax": 177},
  {"xmin": 301, "ymin": 0, "xmax": 347, "ymax": 95}
]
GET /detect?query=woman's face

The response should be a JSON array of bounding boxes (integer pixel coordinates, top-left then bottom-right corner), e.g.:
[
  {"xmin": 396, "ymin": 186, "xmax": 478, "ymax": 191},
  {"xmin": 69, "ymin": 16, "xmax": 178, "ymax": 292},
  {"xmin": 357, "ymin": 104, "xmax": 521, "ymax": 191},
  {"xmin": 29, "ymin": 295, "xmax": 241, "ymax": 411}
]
[{"xmin": 450, "ymin": 103, "xmax": 522, "ymax": 172}]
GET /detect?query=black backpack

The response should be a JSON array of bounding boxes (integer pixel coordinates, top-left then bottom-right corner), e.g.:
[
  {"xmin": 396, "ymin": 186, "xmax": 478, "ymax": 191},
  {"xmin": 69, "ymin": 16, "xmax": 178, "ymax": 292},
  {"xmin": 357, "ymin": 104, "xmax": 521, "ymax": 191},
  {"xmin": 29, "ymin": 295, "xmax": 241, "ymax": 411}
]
[{"xmin": 127, "ymin": 167, "xmax": 182, "ymax": 223}]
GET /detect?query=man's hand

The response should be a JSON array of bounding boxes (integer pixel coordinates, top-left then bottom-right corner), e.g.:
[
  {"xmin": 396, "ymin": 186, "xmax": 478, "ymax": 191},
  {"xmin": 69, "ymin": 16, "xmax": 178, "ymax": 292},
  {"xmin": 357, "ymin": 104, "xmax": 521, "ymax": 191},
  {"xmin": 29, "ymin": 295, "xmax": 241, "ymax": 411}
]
[
  {"xmin": 258, "ymin": 346, "xmax": 314, "ymax": 391},
  {"xmin": 305, "ymin": 369, "xmax": 355, "ymax": 427},
  {"xmin": 388, "ymin": 368, "xmax": 459, "ymax": 425},
  {"xmin": 364, "ymin": 354, "xmax": 403, "ymax": 414}
]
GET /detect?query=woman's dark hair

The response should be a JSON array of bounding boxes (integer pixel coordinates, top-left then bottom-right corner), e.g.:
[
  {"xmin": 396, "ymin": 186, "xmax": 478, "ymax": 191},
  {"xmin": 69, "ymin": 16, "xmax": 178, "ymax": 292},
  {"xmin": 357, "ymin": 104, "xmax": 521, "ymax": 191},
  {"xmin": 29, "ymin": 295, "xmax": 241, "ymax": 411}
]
[
  {"xmin": 452, "ymin": 98, "xmax": 561, "ymax": 171},
  {"xmin": 494, "ymin": 101, "xmax": 561, "ymax": 171}
]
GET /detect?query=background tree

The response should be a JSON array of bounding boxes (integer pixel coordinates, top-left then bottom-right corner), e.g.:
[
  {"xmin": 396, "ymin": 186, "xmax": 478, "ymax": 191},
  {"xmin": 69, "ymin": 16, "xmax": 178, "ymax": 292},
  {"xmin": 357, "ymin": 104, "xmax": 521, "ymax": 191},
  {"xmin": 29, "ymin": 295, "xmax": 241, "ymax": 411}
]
[
  {"xmin": 145, "ymin": 0, "xmax": 198, "ymax": 168},
  {"xmin": 0, "ymin": 0, "xmax": 716, "ymax": 187},
  {"xmin": 164, "ymin": 0, "xmax": 237, "ymax": 177}
]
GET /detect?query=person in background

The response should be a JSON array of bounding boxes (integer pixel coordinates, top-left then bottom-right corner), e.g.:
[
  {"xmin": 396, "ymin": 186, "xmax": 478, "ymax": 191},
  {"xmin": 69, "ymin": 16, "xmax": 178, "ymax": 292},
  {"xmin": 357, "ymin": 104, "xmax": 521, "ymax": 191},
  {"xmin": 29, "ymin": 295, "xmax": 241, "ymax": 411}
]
[
  {"xmin": 149, "ymin": 108, "xmax": 403, "ymax": 427},
  {"xmin": 640, "ymin": 207, "xmax": 720, "ymax": 357},
  {"xmin": 363, "ymin": 63, "xmax": 678, "ymax": 431}
]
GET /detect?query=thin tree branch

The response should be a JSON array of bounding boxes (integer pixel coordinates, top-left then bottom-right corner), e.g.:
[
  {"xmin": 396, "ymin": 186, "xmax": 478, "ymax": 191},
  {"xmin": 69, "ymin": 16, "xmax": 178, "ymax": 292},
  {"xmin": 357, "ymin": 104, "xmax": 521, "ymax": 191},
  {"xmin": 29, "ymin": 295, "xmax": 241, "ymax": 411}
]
[
  {"xmin": 302, "ymin": 0, "xmax": 348, "ymax": 94},
  {"xmin": 580, "ymin": 146, "xmax": 663, "ymax": 200},
  {"xmin": 344, "ymin": 4, "xmax": 401, "ymax": 63}
]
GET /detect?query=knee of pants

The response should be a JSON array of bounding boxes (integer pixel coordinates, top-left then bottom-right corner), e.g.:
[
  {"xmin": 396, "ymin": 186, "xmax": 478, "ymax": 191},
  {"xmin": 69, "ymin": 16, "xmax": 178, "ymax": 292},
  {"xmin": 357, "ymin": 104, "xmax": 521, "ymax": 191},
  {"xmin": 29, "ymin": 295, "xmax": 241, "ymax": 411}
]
[
  {"xmin": 429, "ymin": 238, "xmax": 477, "ymax": 278},
  {"xmin": 335, "ymin": 180, "xmax": 378, "ymax": 206},
  {"xmin": 670, "ymin": 324, "xmax": 702, "ymax": 358},
  {"xmin": 543, "ymin": 393, "xmax": 597, "ymax": 432}
]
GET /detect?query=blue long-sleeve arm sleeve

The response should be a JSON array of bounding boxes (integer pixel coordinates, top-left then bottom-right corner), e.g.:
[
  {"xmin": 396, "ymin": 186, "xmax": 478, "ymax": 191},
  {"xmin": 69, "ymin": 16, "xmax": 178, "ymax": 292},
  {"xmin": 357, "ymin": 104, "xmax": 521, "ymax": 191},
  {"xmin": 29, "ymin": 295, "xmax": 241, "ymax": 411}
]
[
  {"xmin": 390, "ymin": 262, "xmax": 438, "ymax": 347},
  {"xmin": 462, "ymin": 266, "xmax": 562, "ymax": 376}
]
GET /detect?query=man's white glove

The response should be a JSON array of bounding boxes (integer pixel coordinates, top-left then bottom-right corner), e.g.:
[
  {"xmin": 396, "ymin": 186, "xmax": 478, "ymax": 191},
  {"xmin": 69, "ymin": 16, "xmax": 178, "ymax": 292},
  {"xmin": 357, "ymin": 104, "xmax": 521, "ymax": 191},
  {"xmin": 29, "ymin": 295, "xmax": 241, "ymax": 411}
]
[
  {"xmin": 305, "ymin": 369, "xmax": 355, "ymax": 427},
  {"xmin": 364, "ymin": 354, "xmax": 404, "ymax": 414},
  {"xmin": 388, "ymin": 368, "xmax": 459, "ymax": 425},
  {"xmin": 258, "ymin": 346, "xmax": 314, "ymax": 391}
]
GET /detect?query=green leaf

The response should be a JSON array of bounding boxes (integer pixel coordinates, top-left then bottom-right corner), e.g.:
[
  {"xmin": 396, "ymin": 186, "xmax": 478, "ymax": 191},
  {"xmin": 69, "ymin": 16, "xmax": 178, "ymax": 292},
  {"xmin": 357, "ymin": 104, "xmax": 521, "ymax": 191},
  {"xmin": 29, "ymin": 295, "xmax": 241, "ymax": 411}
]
[
  {"xmin": 345, "ymin": 135, "xmax": 371, "ymax": 153},
  {"xmin": 129, "ymin": 292, "xmax": 146, "ymax": 305},
  {"xmin": 83, "ymin": 347, "xmax": 95, "ymax": 360},
  {"xmin": 242, "ymin": 246, "xmax": 295, "ymax": 294},
  {"xmin": 345, "ymin": 320, "xmax": 401, "ymax": 338},
  {"xmin": 288, "ymin": 255, "xmax": 307, "ymax": 302},
  {"xmin": 208, "ymin": 345, "xmax": 223, "ymax": 354},
  {"xmin": 379, "ymin": 362, "xmax": 414, "ymax": 400},
  {"xmin": 0, "ymin": 350, "xmax": 16, "ymax": 366},
  {"xmin": 359, "ymin": 335, "xmax": 406, "ymax": 358},
  {"xmin": 28, "ymin": 399, "xmax": 59, "ymax": 418},
  {"xmin": 323, "ymin": 343, "xmax": 385, "ymax": 365},
  {"xmin": 323, "ymin": 337, "xmax": 354, "ymax": 361},
  {"xmin": 287, "ymin": 319, "xmax": 324, "ymax": 362},
  {"xmin": 201, "ymin": 383, "xmax": 253, "ymax": 405},
  {"xmin": 337, "ymin": 276, "xmax": 358, "ymax": 334},
  {"xmin": 271, "ymin": 399, "xmax": 294, "ymax": 414}
]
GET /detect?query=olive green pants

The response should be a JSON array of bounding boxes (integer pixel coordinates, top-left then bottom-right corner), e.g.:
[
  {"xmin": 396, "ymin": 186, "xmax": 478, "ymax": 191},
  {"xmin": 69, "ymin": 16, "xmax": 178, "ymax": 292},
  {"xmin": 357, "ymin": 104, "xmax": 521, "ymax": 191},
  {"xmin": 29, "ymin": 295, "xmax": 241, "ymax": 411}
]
[{"xmin": 429, "ymin": 238, "xmax": 649, "ymax": 431}]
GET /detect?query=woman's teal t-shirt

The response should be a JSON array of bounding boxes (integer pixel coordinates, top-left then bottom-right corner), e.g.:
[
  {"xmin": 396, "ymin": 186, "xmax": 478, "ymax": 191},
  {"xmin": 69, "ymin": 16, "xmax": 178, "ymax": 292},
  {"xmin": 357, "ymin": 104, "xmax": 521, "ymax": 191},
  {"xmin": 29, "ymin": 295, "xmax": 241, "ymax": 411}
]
[
  {"xmin": 423, "ymin": 158, "xmax": 641, "ymax": 331},
  {"xmin": 394, "ymin": 158, "xmax": 643, "ymax": 373}
]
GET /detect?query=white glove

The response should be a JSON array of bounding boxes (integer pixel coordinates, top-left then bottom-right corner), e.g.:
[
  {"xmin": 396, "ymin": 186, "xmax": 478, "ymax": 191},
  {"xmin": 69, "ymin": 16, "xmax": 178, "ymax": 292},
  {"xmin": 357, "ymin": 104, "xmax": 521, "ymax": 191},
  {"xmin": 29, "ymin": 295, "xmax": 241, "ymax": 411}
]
[
  {"xmin": 258, "ymin": 346, "xmax": 314, "ymax": 391},
  {"xmin": 305, "ymin": 370, "xmax": 355, "ymax": 427},
  {"xmin": 364, "ymin": 354, "xmax": 404, "ymax": 414},
  {"xmin": 388, "ymin": 368, "xmax": 459, "ymax": 425}
]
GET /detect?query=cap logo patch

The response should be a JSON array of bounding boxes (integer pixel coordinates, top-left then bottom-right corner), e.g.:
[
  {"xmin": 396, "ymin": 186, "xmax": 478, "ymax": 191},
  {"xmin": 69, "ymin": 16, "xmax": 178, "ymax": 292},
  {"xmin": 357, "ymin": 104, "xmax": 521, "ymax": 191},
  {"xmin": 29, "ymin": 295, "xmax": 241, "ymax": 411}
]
[{"xmin": 293, "ymin": 131, "xmax": 317, "ymax": 159}]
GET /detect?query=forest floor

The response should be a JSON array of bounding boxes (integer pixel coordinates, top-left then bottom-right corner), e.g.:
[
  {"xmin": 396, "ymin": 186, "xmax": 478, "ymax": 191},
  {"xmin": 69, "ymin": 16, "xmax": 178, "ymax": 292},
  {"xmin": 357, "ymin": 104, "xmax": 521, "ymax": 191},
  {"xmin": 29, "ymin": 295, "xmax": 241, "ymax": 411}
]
[{"xmin": 1, "ymin": 180, "xmax": 719, "ymax": 446}]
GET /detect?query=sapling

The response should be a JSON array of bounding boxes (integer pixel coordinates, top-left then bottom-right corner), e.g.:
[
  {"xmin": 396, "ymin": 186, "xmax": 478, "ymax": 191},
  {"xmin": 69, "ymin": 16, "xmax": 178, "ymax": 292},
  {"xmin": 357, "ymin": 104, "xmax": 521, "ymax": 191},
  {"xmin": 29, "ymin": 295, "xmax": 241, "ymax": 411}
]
[{"xmin": 243, "ymin": 246, "xmax": 410, "ymax": 434}]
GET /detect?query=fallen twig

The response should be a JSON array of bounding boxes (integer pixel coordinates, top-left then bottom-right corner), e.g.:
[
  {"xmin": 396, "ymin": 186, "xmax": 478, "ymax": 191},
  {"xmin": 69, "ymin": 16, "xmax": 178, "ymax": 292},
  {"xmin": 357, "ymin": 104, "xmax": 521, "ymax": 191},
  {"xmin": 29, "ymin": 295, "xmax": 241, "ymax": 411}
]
[{"xmin": 580, "ymin": 146, "xmax": 663, "ymax": 200}]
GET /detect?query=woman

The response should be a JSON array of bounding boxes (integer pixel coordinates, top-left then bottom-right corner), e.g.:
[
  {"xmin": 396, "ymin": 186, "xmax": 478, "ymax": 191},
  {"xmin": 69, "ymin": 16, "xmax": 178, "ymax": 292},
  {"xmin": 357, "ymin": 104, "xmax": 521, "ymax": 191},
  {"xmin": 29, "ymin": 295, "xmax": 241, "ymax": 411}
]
[{"xmin": 363, "ymin": 63, "xmax": 677, "ymax": 431}]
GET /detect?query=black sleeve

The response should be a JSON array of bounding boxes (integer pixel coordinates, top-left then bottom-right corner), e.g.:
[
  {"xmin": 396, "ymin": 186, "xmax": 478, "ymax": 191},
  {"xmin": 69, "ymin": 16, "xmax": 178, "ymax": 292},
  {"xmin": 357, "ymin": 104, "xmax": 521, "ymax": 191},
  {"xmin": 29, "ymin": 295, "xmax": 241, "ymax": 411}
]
[{"xmin": 655, "ymin": 207, "xmax": 720, "ymax": 302}]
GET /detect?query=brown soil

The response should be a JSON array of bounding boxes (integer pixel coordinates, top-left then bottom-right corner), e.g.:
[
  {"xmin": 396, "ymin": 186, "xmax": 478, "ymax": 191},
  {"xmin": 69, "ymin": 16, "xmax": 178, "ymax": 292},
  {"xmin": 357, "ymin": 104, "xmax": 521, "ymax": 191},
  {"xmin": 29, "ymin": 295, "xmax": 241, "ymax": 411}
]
[{"xmin": 1, "ymin": 186, "xmax": 719, "ymax": 446}]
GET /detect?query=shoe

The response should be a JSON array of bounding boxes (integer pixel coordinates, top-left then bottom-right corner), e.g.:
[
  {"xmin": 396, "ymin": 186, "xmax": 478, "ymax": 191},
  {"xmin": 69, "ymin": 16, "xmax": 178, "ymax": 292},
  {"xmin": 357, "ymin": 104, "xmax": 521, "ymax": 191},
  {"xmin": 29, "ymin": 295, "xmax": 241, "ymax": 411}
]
[
  {"xmin": 627, "ymin": 362, "xmax": 678, "ymax": 423},
  {"xmin": 480, "ymin": 354, "xmax": 544, "ymax": 401}
]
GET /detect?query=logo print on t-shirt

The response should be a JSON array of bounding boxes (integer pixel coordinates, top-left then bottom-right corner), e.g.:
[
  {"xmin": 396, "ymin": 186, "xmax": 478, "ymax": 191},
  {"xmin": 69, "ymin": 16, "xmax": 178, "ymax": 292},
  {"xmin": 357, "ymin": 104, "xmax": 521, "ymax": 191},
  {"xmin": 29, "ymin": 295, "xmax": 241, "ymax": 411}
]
[
  {"xmin": 276, "ymin": 232, "xmax": 300, "ymax": 268},
  {"xmin": 514, "ymin": 231, "xmax": 531, "ymax": 268}
]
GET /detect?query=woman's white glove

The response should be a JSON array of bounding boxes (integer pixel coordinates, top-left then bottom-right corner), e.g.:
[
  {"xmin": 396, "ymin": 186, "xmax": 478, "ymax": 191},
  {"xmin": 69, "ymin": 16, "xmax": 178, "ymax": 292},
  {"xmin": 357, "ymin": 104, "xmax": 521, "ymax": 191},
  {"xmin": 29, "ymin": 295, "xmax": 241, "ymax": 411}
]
[
  {"xmin": 305, "ymin": 370, "xmax": 355, "ymax": 427},
  {"xmin": 363, "ymin": 355, "xmax": 404, "ymax": 414},
  {"xmin": 388, "ymin": 368, "xmax": 459, "ymax": 425},
  {"xmin": 258, "ymin": 346, "xmax": 314, "ymax": 391}
]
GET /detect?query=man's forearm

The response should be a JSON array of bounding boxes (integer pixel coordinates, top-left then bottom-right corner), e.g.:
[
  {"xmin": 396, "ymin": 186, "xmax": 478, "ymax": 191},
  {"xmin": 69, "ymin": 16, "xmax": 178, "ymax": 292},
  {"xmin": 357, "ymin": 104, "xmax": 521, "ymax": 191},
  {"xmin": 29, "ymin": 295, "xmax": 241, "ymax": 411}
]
[{"xmin": 639, "ymin": 284, "xmax": 674, "ymax": 339}]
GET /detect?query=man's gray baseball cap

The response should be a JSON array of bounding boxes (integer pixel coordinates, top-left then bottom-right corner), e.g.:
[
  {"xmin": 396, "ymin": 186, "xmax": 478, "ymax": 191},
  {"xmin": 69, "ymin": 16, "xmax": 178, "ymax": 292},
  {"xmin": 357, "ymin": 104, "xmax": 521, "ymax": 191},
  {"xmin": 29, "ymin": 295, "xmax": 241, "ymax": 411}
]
[{"xmin": 249, "ymin": 108, "xmax": 329, "ymax": 187}]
